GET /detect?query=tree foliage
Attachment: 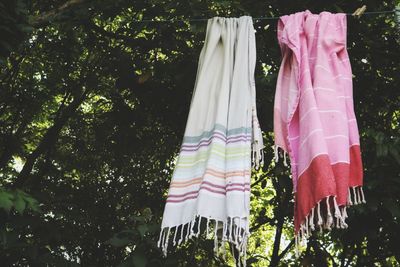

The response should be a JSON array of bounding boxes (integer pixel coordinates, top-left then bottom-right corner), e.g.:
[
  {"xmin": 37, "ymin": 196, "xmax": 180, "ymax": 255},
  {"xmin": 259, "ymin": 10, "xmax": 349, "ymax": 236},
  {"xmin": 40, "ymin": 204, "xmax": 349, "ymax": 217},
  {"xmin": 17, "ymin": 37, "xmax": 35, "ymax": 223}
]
[{"xmin": 0, "ymin": 0, "xmax": 399, "ymax": 266}]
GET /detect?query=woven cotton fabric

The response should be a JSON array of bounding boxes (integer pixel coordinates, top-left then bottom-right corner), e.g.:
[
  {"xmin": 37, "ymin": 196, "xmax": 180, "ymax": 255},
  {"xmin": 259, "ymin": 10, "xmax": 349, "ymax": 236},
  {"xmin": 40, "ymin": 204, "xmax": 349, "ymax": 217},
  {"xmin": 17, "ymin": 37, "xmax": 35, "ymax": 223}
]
[
  {"xmin": 273, "ymin": 10, "xmax": 365, "ymax": 244},
  {"xmin": 158, "ymin": 16, "xmax": 263, "ymax": 266}
]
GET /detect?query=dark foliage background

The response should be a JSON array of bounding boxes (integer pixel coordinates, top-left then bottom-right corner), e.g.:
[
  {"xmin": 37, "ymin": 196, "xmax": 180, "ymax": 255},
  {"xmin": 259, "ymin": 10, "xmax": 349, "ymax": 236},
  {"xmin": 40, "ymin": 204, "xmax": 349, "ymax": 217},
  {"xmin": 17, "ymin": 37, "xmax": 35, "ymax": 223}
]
[{"xmin": 0, "ymin": 0, "xmax": 399, "ymax": 266}]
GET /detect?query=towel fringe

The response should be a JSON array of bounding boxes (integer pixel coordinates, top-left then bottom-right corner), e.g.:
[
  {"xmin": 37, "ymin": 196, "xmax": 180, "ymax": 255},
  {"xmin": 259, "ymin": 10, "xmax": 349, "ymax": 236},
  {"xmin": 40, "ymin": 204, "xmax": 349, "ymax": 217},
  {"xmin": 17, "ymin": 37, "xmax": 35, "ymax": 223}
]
[
  {"xmin": 196, "ymin": 216, "xmax": 201, "ymax": 237},
  {"xmin": 295, "ymin": 189, "xmax": 366, "ymax": 256},
  {"xmin": 273, "ymin": 145, "xmax": 279, "ymax": 162},
  {"xmin": 189, "ymin": 216, "xmax": 195, "ymax": 238},
  {"xmin": 322, "ymin": 197, "xmax": 332, "ymax": 230},
  {"xmin": 340, "ymin": 206, "xmax": 348, "ymax": 228},
  {"xmin": 360, "ymin": 187, "xmax": 366, "ymax": 203},
  {"xmin": 229, "ymin": 217, "xmax": 233, "ymax": 240},
  {"xmin": 164, "ymin": 227, "xmax": 171, "ymax": 256},
  {"xmin": 251, "ymin": 109, "xmax": 264, "ymax": 171},
  {"xmin": 341, "ymin": 206, "xmax": 348, "ymax": 219},
  {"xmin": 273, "ymin": 145, "xmax": 289, "ymax": 167},
  {"xmin": 206, "ymin": 217, "xmax": 211, "ymax": 236},
  {"xmin": 317, "ymin": 201, "xmax": 323, "ymax": 226},
  {"xmin": 353, "ymin": 187, "xmax": 359, "ymax": 204},
  {"xmin": 158, "ymin": 215, "xmax": 249, "ymax": 265},
  {"xmin": 157, "ymin": 227, "xmax": 164, "ymax": 248},
  {"xmin": 222, "ymin": 219, "xmax": 228, "ymax": 240},
  {"xmin": 347, "ymin": 187, "xmax": 353, "ymax": 205},
  {"xmin": 178, "ymin": 224, "xmax": 184, "ymax": 245},
  {"xmin": 333, "ymin": 196, "xmax": 345, "ymax": 229},
  {"xmin": 185, "ymin": 221, "xmax": 191, "ymax": 241},
  {"xmin": 309, "ymin": 207, "xmax": 315, "ymax": 230},
  {"xmin": 347, "ymin": 186, "xmax": 366, "ymax": 206},
  {"xmin": 172, "ymin": 225, "xmax": 178, "ymax": 246},
  {"xmin": 214, "ymin": 220, "xmax": 219, "ymax": 254},
  {"xmin": 252, "ymin": 140, "xmax": 264, "ymax": 170}
]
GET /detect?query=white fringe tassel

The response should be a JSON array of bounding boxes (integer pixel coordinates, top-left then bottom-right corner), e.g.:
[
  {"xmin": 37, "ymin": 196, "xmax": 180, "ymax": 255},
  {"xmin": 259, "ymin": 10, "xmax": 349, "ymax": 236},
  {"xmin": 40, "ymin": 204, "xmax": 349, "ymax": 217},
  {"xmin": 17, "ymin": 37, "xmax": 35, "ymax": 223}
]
[
  {"xmin": 347, "ymin": 186, "xmax": 367, "ymax": 206},
  {"xmin": 294, "ymin": 188, "xmax": 366, "ymax": 256},
  {"xmin": 157, "ymin": 215, "xmax": 250, "ymax": 267},
  {"xmin": 273, "ymin": 145, "xmax": 289, "ymax": 167},
  {"xmin": 273, "ymin": 145, "xmax": 279, "ymax": 162},
  {"xmin": 251, "ymin": 111, "xmax": 264, "ymax": 170},
  {"xmin": 252, "ymin": 140, "xmax": 264, "ymax": 170}
]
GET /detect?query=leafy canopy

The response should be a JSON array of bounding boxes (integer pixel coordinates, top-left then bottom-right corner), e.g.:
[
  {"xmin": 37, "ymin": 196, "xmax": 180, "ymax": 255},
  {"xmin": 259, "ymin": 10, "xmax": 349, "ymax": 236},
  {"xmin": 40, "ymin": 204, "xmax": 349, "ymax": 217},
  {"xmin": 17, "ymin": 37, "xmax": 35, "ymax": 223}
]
[{"xmin": 0, "ymin": 0, "xmax": 399, "ymax": 266}]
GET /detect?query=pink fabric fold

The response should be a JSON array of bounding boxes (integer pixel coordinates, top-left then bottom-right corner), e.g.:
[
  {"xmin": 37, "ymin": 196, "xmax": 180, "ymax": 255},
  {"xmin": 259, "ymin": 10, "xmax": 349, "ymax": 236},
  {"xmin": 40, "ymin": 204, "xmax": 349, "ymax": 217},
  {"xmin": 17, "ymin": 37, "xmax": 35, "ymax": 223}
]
[{"xmin": 273, "ymin": 10, "xmax": 365, "ymax": 243}]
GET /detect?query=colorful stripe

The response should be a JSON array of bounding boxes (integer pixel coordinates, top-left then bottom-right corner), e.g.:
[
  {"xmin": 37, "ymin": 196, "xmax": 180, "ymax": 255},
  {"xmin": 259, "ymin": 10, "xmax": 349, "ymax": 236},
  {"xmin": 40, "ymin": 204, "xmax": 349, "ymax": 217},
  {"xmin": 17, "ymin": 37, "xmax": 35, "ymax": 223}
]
[
  {"xmin": 181, "ymin": 135, "xmax": 251, "ymax": 151},
  {"xmin": 169, "ymin": 181, "xmax": 250, "ymax": 196},
  {"xmin": 182, "ymin": 132, "xmax": 251, "ymax": 146},
  {"xmin": 166, "ymin": 186, "xmax": 250, "ymax": 203},
  {"xmin": 167, "ymin": 125, "xmax": 252, "ymax": 204},
  {"xmin": 171, "ymin": 170, "xmax": 250, "ymax": 185},
  {"xmin": 182, "ymin": 124, "xmax": 252, "ymax": 143}
]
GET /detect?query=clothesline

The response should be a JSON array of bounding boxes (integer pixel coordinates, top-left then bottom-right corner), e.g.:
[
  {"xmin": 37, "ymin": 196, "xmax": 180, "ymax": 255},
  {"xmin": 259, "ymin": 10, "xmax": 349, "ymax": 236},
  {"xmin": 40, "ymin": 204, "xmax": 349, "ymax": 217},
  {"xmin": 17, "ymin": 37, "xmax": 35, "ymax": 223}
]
[{"xmin": 130, "ymin": 10, "xmax": 397, "ymax": 23}]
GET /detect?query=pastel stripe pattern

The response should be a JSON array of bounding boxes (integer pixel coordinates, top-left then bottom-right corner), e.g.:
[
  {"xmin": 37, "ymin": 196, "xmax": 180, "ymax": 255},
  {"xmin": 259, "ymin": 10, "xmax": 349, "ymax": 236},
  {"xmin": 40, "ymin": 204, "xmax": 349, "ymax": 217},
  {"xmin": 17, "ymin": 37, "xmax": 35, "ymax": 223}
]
[
  {"xmin": 273, "ymin": 10, "xmax": 365, "ymax": 249},
  {"xmin": 157, "ymin": 16, "xmax": 264, "ymax": 267},
  {"xmin": 167, "ymin": 125, "xmax": 252, "ymax": 203}
]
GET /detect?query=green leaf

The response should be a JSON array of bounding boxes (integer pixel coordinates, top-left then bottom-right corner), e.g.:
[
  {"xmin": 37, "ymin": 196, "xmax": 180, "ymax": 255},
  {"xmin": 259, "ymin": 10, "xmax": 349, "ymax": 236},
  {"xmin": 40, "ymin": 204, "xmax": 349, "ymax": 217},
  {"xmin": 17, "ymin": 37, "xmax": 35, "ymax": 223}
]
[
  {"xmin": 389, "ymin": 146, "xmax": 400, "ymax": 164},
  {"xmin": 132, "ymin": 250, "xmax": 148, "ymax": 267},
  {"xmin": 117, "ymin": 251, "xmax": 148, "ymax": 267},
  {"xmin": 13, "ymin": 193, "xmax": 26, "ymax": 214},
  {"xmin": 141, "ymin": 207, "xmax": 152, "ymax": 220},
  {"xmin": 0, "ymin": 190, "xmax": 14, "ymax": 212},
  {"xmin": 24, "ymin": 195, "xmax": 40, "ymax": 212},
  {"xmin": 145, "ymin": 223, "xmax": 160, "ymax": 234},
  {"xmin": 106, "ymin": 236, "xmax": 132, "ymax": 247},
  {"xmin": 385, "ymin": 199, "xmax": 400, "ymax": 218},
  {"xmin": 117, "ymin": 259, "xmax": 132, "ymax": 267},
  {"xmin": 20, "ymin": 25, "xmax": 34, "ymax": 33},
  {"xmin": 132, "ymin": 215, "xmax": 146, "ymax": 223},
  {"xmin": 137, "ymin": 224, "xmax": 148, "ymax": 237}
]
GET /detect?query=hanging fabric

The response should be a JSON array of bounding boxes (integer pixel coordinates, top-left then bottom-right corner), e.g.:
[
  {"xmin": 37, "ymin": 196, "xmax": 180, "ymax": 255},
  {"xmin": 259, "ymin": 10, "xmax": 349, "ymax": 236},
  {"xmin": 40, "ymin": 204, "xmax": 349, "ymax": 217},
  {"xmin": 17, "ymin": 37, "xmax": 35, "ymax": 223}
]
[
  {"xmin": 157, "ymin": 16, "xmax": 264, "ymax": 266},
  {"xmin": 273, "ymin": 10, "xmax": 365, "ymax": 247}
]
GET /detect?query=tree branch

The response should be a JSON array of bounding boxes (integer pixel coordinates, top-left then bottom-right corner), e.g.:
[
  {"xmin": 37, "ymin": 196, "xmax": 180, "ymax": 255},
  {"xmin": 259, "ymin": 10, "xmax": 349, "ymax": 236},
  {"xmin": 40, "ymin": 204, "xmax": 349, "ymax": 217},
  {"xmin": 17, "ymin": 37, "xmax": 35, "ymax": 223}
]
[
  {"xmin": 249, "ymin": 216, "xmax": 274, "ymax": 232},
  {"xmin": 278, "ymin": 239, "xmax": 294, "ymax": 259},
  {"xmin": 86, "ymin": 23, "xmax": 141, "ymax": 47},
  {"xmin": 13, "ymin": 87, "xmax": 89, "ymax": 188},
  {"xmin": 269, "ymin": 183, "xmax": 290, "ymax": 267},
  {"xmin": 29, "ymin": 0, "xmax": 87, "ymax": 28},
  {"xmin": 251, "ymin": 174, "xmax": 268, "ymax": 187},
  {"xmin": 0, "ymin": 115, "xmax": 32, "ymax": 171},
  {"xmin": 269, "ymin": 215, "xmax": 284, "ymax": 267},
  {"xmin": 318, "ymin": 241, "xmax": 338, "ymax": 267}
]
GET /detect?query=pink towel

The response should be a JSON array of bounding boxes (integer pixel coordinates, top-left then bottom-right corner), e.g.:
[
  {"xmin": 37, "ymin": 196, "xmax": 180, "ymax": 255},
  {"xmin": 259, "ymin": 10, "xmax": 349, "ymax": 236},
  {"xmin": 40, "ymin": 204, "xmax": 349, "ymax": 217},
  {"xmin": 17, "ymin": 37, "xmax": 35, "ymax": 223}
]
[{"xmin": 273, "ymin": 10, "xmax": 365, "ymax": 244}]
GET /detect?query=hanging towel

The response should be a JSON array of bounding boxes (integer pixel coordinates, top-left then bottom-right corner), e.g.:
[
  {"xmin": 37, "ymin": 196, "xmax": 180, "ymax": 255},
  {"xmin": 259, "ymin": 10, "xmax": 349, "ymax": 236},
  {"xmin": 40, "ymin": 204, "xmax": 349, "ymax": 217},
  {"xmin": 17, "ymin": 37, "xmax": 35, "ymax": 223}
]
[
  {"xmin": 273, "ymin": 10, "xmax": 365, "ymax": 246},
  {"xmin": 157, "ymin": 16, "xmax": 264, "ymax": 266}
]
